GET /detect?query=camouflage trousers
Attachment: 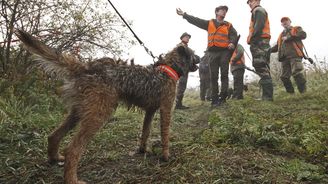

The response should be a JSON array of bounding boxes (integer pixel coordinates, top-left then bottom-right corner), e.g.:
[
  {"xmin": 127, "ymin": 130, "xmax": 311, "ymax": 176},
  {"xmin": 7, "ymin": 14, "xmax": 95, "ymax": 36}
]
[
  {"xmin": 208, "ymin": 49, "xmax": 231, "ymax": 103},
  {"xmin": 250, "ymin": 39, "xmax": 273, "ymax": 100},
  {"xmin": 280, "ymin": 57, "xmax": 307, "ymax": 93},
  {"xmin": 250, "ymin": 39, "xmax": 271, "ymax": 78}
]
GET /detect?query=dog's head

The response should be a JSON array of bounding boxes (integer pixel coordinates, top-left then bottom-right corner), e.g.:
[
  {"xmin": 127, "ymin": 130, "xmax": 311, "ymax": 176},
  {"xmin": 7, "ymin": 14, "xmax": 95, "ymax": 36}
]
[{"xmin": 154, "ymin": 45, "xmax": 188, "ymax": 77}]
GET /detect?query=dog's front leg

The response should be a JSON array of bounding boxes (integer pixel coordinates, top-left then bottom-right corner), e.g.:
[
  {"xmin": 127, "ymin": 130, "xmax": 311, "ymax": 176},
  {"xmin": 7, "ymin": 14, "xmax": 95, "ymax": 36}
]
[
  {"xmin": 139, "ymin": 109, "xmax": 156, "ymax": 153},
  {"xmin": 159, "ymin": 106, "xmax": 172, "ymax": 161}
]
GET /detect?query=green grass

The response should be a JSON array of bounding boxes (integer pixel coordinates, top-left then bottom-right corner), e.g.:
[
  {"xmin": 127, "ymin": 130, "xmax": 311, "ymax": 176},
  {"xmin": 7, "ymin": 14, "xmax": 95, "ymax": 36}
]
[{"xmin": 0, "ymin": 71, "xmax": 328, "ymax": 183}]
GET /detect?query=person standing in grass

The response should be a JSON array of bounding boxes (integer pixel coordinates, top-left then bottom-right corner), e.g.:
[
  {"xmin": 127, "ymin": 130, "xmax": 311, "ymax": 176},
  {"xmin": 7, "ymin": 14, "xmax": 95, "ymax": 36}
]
[
  {"xmin": 175, "ymin": 32, "xmax": 199, "ymax": 109},
  {"xmin": 230, "ymin": 44, "xmax": 246, "ymax": 99},
  {"xmin": 271, "ymin": 17, "xmax": 307, "ymax": 94},
  {"xmin": 176, "ymin": 5, "xmax": 238, "ymax": 107},
  {"xmin": 247, "ymin": 0, "xmax": 273, "ymax": 101}
]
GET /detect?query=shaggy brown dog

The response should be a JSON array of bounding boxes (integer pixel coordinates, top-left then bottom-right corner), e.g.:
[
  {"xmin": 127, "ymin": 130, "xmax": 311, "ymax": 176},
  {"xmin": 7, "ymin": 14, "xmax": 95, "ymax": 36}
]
[{"xmin": 15, "ymin": 29, "xmax": 187, "ymax": 184}]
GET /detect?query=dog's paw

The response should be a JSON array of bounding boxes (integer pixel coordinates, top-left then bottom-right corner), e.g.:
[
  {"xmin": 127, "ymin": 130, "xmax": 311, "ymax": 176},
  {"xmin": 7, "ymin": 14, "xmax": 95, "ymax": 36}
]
[
  {"xmin": 160, "ymin": 155, "xmax": 169, "ymax": 162},
  {"xmin": 57, "ymin": 154, "xmax": 65, "ymax": 162},
  {"xmin": 48, "ymin": 154, "xmax": 65, "ymax": 165}
]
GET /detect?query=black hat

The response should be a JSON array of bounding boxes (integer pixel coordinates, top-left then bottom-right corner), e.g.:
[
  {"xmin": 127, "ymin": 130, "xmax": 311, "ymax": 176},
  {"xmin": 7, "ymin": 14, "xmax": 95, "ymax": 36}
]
[
  {"xmin": 215, "ymin": 5, "xmax": 228, "ymax": 12},
  {"xmin": 180, "ymin": 32, "xmax": 191, "ymax": 40}
]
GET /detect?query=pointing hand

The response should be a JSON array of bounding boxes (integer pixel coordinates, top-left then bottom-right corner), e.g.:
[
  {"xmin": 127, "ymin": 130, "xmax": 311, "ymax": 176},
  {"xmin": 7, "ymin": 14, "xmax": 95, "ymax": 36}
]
[{"xmin": 176, "ymin": 8, "xmax": 185, "ymax": 16}]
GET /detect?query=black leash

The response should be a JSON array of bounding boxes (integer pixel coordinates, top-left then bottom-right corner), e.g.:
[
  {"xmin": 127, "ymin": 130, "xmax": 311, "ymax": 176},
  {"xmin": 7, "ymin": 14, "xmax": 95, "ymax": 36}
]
[{"xmin": 106, "ymin": 0, "xmax": 157, "ymax": 61}]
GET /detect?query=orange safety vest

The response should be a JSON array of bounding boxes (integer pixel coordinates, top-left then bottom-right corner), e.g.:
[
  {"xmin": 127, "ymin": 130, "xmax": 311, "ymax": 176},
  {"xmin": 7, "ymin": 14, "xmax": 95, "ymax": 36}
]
[
  {"xmin": 277, "ymin": 27, "xmax": 304, "ymax": 57},
  {"xmin": 208, "ymin": 20, "xmax": 231, "ymax": 48},
  {"xmin": 230, "ymin": 49, "xmax": 245, "ymax": 65},
  {"xmin": 247, "ymin": 10, "xmax": 271, "ymax": 44}
]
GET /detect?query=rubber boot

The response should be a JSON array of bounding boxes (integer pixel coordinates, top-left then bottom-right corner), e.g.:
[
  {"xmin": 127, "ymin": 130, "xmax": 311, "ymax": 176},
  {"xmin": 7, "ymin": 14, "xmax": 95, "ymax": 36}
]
[
  {"xmin": 281, "ymin": 78, "xmax": 295, "ymax": 94},
  {"xmin": 260, "ymin": 78, "xmax": 273, "ymax": 101},
  {"xmin": 294, "ymin": 74, "xmax": 307, "ymax": 93}
]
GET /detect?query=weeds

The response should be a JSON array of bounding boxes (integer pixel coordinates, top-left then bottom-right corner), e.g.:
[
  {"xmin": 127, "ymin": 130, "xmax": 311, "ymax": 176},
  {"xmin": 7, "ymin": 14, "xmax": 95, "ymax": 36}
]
[{"xmin": 1, "ymin": 66, "xmax": 328, "ymax": 183}]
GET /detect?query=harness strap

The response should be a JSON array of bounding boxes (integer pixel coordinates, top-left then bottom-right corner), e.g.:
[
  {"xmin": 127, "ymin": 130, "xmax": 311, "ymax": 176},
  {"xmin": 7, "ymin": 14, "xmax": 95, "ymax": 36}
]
[{"xmin": 157, "ymin": 65, "xmax": 179, "ymax": 81}]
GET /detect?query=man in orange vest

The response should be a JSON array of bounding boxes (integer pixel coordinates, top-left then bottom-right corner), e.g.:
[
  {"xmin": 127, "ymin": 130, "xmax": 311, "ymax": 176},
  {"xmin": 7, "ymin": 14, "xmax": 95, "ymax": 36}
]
[
  {"xmin": 230, "ymin": 44, "xmax": 246, "ymax": 99},
  {"xmin": 247, "ymin": 0, "xmax": 273, "ymax": 101},
  {"xmin": 271, "ymin": 17, "xmax": 307, "ymax": 93},
  {"xmin": 176, "ymin": 6, "xmax": 238, "ymax": 107}
]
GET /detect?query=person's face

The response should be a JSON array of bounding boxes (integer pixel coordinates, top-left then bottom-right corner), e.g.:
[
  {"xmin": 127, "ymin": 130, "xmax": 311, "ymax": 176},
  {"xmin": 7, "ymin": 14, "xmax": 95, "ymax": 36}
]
[
  {"xmin": 247, "ymin": 0, "xmax": 258, "ymax": 9},
  {"xmin": 181, "ymin": 36, "xmax": 190, "ymax": 43},
  {"xmin": 281, "ymin": 20, "xmax": 291, "ymax": 29},
  {"xmin": 216, "ymin": 9, "xmax": 227, "ymax": 19}
]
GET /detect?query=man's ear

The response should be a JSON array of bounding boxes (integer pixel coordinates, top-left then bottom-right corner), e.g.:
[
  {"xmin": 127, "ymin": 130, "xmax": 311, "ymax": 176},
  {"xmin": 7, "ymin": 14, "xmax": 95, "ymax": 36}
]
[{"xmin": 177, "ymin": 46, "xmax": 187, "ymax": 56}]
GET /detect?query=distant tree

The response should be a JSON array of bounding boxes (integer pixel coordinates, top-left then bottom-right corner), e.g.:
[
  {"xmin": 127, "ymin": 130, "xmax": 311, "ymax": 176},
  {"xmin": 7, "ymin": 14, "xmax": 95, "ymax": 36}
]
[{"xmin": 0, "ymin": 0, "xmax": 135, "ymax": 79}]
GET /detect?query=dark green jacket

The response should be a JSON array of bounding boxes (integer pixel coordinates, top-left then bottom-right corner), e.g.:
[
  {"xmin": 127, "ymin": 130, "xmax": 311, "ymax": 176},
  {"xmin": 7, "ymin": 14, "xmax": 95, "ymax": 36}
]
[
  {"xmin": 271, "ymin": 26, "xmax": 306, "ymax": 61},
  {"xmin": 182, "ymin": 13, "xmax": 238, "ymax": 52}
]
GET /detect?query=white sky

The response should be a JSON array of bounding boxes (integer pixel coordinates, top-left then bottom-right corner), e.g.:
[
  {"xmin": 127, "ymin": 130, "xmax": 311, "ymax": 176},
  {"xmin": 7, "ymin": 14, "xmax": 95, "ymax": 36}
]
[{"xmin": 109, "ymin": 0, "xmax": 328, "ymax": 87}]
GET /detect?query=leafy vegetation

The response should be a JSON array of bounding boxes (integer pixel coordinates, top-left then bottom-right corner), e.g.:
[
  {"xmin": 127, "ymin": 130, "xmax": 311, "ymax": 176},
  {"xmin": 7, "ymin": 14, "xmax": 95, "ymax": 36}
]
[{"xmin": 1, "ymin": 66, "xmax": 327, "ymax": 183}]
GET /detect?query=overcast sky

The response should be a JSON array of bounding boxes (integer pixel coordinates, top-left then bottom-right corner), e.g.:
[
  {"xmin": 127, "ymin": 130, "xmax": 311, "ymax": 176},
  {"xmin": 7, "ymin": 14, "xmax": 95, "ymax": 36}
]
[{"xmin": 109, "ymin": 0, "xmax": 328, "ymax": 87}]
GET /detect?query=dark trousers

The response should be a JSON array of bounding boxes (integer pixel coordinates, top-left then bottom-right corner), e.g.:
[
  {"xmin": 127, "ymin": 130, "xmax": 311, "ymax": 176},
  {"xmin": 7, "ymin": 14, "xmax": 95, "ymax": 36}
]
[
  {"xmin": 208, "ymin": 50, "xmax": 231, "ymax": 103},
  {"xmin": 232, "ymin": 69, "xmax": 245, "ymax": 99},
  {"xmin": 176, "ymin": 71, "xmax": 189, "ymax": 105},
  {"xmin": 200, "ymin": 77, "xmax": 211, "ymax": 100}
]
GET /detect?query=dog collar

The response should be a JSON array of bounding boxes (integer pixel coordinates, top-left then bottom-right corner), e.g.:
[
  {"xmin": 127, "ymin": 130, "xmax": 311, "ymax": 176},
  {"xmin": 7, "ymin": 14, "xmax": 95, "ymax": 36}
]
[{"xmin": 157, "ymin": 65, "xmax": 179, "ymax": 81}]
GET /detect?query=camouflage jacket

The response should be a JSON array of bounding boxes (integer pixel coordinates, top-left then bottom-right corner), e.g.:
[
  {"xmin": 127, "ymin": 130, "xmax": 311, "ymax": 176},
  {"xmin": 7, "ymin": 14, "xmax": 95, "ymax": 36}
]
[
  {"xmin": 271, "ymin": 26, "xmax": 307, "ymax": 61},
  {"xmin": 182, "ymin": 13, "xmax": 238, "ymax": 52}
]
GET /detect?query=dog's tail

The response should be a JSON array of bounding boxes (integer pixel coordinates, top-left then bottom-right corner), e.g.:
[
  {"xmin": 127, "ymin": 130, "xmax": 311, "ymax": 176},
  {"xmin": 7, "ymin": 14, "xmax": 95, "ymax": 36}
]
[{"xmin": 15, "ymin": 29, "xmax": 85, "ymax": 78}]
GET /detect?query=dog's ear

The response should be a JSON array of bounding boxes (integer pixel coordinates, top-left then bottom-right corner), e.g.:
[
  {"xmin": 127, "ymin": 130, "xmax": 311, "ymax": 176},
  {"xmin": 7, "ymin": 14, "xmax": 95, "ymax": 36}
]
[{"xmin": 177, "ymin": 45, "xmax": 187, "ymax": 56}]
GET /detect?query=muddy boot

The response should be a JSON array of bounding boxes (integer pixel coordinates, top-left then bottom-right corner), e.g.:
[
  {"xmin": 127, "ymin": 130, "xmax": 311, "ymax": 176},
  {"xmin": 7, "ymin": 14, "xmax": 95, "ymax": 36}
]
[
  {"xmin": 260, "ymin": 78, "xmax": 273, "ymax": 101},
  {"xmin": 281, "ymin": 78, "xmax": 295, "ymax": 94},
  {"xmin": 294, "ymin": 74, "xmax": 307, "ymax": 93}
]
